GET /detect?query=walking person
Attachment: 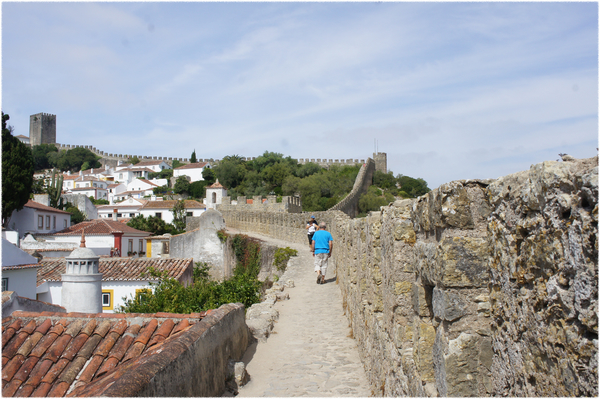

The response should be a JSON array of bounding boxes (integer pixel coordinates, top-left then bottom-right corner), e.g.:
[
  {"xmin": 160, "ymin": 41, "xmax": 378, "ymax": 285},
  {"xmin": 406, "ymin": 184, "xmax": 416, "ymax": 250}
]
[
  {"xmin": 311, "ymin": 221, "xmax": 333, "ymax": 284},
  {"xmin": 306, "ymin": 215, "xmax": 318, "ymax": 248}
]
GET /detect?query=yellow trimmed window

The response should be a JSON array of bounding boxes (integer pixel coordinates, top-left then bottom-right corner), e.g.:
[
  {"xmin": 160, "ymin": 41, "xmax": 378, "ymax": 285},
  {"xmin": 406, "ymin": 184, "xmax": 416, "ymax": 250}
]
[{"xmin": 102, "ymin": 289, "xmax": 114, "ymax": 310}]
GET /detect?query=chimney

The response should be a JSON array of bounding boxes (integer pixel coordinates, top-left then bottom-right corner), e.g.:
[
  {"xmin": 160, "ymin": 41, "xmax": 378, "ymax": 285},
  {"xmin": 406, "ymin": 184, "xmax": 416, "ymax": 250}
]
[
  {"xmin": 113, "ymin": 208, "xmax": 118, "ymax": 221},
  {"xmin": 61, "ymin": 232, "xmax": 103, "ymax": 313},
  {"xmin": 91, "ymin": 168, "xmax": 94, "ymax": 174}
]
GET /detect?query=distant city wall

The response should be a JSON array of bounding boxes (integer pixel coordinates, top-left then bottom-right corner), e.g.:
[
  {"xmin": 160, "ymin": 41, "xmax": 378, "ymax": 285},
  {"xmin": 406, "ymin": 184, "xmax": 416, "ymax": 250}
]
[
  {"xmin": 53, "ymin": 143, "xmax": 379, "ymax": 170},
  {"xmin": 218, "ymin": 195, "xmax": 302, "ymax": 214}
]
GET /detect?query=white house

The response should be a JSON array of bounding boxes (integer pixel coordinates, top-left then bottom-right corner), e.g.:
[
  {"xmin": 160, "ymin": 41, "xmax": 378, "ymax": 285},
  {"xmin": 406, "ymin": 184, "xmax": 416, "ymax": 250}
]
[
  {"xmin": 132, "ymin": 160, "xmax": 171, "ymax": 173},
  {"xmin": 204, "ymin": 179, "xmax": 228, "ymax": 210},
  {"xmin": 139, "ymin": 200, "xmax": 206, "ymax": 224},
  {"xmin": 97, "ymin": 198, "xmax": 147, "ymax": 220},
  {"xmin": 62, "ymin": 167, "xmax": 114, "ymax": 191},
  {"xmin": 126, "ymin": 179, "xmax": 159, "ymax": 196},
  {"xmin": 2, "ymin": 238, "xmax": 40, "ymax": 299},
  {"xmin": 8, "ymin": 200, "xmax": 72, "ymax": 238},
  {"xmin": 107, "ymin": 182, "xmax": 127, "ymax": 204},
  {"xmin": 111, "ymin": 167, "xmax": 154, "ymax": 185},
  {"xmin": 173, "ymin": 162, "xmax": 211, "ymax": 183},
  {"xmin": 35, "ymin": 256, "xmax": 193, "ymax": 313},
  {"xmin": 15, "ymin": 134, "xmax": 30, "ymax": 145},
  {"xmin": 36, "ymin": 219, "xmax": 151, "ymax": 256}
]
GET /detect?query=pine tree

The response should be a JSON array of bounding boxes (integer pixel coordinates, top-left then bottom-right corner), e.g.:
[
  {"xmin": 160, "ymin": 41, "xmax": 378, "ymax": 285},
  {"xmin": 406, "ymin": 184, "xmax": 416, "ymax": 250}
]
[{"xmin": 190, "ymin": 149, "xmax": 197, "ymax": 164}]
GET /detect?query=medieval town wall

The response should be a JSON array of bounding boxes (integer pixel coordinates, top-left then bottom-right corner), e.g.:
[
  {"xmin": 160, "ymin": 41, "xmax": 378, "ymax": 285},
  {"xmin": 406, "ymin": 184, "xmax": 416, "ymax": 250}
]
[{"xmin": 218, "ymin": 156, "xmax": 598, "ymax": 397}]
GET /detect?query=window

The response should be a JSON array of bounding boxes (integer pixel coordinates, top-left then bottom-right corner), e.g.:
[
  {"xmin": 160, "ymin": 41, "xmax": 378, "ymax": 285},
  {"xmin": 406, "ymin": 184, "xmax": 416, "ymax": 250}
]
[
  {"xmin": 64, "ymin": 220, "xmax": 68, "ymax": 228},
  {"xmin": 53, "ymin": 216, "xmax": 56, "ymax": 230},
  {"xmin": 45, "ymin": 216, "xmax": 51, "ymax": 230},
  {"xmin": 129, "ymin": 213, "xmax": 135, "ymax": 217},
  {"xmin": 155, "ymin": 212, "xmax": 162, "ymax": 219},
  {"xmin": 212, "ymin": 192, "xmax": 217, "ymax": 203},
  {"xmin": 38, "ymin": 216, "xmax": 44, "ymax": 229},
  {"xmin": 162, "ymin": 241, "xmax": 169, "ymax": 254},
  {"xmin": 2, "ymin": 278, "xmax": 8, "ymax": 292},
  {"xmin": 139, "ymin": 240, "xmax": 144, "ymax": 253},
  {"xmin": 102, "ymin": 290, "xmax": 114, "ymax": 310},
  {"xmin": 135, "ymin": 288, "xmax": 151, "ymax": 301},
  {"xmin": 117, "ymin": 213, "xmax": 122, "ymax": 218},
  {"xmin": 108, "ymin": 213, "xmax": 112, "ymax": 218},
  {"xmin": 128, "ymin": 239, "xmax": 133, "ymax": 254}
]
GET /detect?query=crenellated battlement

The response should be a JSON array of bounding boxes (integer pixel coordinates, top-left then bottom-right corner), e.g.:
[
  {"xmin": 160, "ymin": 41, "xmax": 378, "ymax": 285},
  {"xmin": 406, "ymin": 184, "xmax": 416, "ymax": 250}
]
[{"xmin": 217, "ymin": 195, "xmax": 302, "ymax": 214}]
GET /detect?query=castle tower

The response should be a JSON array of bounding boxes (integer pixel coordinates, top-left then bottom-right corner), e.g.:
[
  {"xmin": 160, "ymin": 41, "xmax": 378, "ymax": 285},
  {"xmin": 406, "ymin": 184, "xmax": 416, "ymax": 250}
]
[
  {"xmin": 61, "ymin": 232, "xmax": 103, "ymax": 313},
  {"xmin": 373, "ymin": 152, "xmax": 387, "ymax": 174},
  {"xmin": 29, "ymin": 113, "xmax": 56, "ymax": 147}
]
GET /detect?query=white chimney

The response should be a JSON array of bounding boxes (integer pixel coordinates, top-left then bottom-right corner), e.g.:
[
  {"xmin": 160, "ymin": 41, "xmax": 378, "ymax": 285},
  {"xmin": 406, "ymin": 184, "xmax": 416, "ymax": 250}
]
[
  {"xmin": 61, "ymin": 232, "xmax": 103, "ymax": 313},
  {"xmin": 113, "ymin": 208, "xmax": 118, "ymax": 222}
]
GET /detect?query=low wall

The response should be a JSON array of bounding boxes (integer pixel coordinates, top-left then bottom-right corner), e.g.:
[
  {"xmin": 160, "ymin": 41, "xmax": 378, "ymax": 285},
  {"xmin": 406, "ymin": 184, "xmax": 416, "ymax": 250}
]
[
  {"xmin": 70, "ymin": 303, "xmax": 250, "ymax": 397},
  {"xmin": 218, "ymin": 195, "xmax": 302, "ymax": 214},
  {"xmin": 222, "ymin": 156, "xmax": 598, "ymax": 397}
]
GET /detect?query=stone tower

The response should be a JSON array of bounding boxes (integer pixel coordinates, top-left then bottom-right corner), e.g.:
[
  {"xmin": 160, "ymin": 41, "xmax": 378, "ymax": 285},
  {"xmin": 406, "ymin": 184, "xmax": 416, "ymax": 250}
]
[
  {"xmin": 373, "ymin": 152, "xmax": 387, "ymax": 174},
  {"xmin": 61, "ymin": 232, "xmax": 103, "ymax": 313},
  {"xmin": 29, "ymin": 113, "xmax": 56, "ymax": 147}
]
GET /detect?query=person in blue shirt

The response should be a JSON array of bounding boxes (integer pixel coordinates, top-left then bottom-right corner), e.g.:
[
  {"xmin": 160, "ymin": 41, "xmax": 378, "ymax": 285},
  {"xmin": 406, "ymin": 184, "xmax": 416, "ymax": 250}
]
[{"xmin": 311, "ymin": 221, "xmax": 333, "ymax": 284}]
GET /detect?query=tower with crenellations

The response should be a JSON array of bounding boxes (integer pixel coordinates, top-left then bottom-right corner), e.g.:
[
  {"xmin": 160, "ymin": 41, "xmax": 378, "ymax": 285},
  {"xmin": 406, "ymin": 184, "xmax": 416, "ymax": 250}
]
[
  {"xmin": 373, "ymin": 151, "xmax": 387, "ymax": 173},
  {"xmin": 29, "ymin": 113, "xmax": 56, "ymax": 147}
]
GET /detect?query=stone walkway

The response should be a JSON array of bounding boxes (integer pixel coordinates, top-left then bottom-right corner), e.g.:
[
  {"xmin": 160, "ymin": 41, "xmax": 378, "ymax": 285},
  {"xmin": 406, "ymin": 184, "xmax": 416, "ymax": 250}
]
[{"xmin": 228, "ymin": 230, "xmax": 372, "ymax": 397}]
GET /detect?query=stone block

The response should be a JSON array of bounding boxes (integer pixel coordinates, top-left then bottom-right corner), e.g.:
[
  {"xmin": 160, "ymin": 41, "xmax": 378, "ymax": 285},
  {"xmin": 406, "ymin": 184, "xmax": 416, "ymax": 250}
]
[
  {"xmin": 439, "ymin": 182, "xmax": 474, "ymax": 229},
  {"xmin": 414, "ymin": 321, "xmax": 436, "ymax": 383},
  {"xmin": 393, "ymin": 219, "xmax": 416, "ymax": 244},
  {"xmin": 432, "ymin": 287, "xmax": 468, "ymax": 322},
  {"xmin": 436, "ymin": 237, "xmax": 490, "ymax": 288},
  {"xmin": 412, "ymin": 283, "xmax": 431, "ymax": 317}
]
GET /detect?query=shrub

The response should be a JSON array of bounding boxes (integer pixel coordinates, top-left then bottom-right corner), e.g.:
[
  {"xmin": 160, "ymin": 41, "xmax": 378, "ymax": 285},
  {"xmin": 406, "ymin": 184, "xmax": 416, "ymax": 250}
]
[{"xmin": 273, "ymin": 247, "xmax": 298, "ymax": 272}]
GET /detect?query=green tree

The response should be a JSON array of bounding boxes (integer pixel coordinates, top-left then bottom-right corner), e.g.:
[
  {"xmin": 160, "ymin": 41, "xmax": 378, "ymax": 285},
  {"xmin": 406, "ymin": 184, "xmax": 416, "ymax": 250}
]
[
  {"xmin": 130, "ymin": 156, "xmax": 140, "ymax": 165},
  {"xmin": 2, "ymin": 112, "xmax": 34, "ymax": 227},
  {"xmin": 172, "ymin": 199, "xmax": 186, "ymax": 231},
  {"xmin": 31, "ymin": 143, "xmax": 58, "ymax": 171},
  {"xmin": 397, "ymin": 175, "xmax": 430, "ymax": 198},
  {"xmin": 202, "ymin": 167, "xmax": 216, "ymax": 185},
  {"xmin": 172, "ymin": 159, "xmax": 182, "ymax": 169},
  {"xmin": 51, "ymin": 147, "xmax": 101, "ymax": 172},
  {"xmin": 358, "ymin": 186, "xmax": 394, "ymax": 216},
  {"xmin": 374, "ymin": 170, "xmax": 397, "ymax": 190},
  {"xmin": 189, "ymin": 181, "xmax": 208, "ymax": 199},
  {"xmin": 66, "ymin": 203, "xmax": 86, "ymax": 224},
  {"xmin": 190, "ymin": 150, "xmax": 197, "ymax": 163},
  {"xmin": 213, "ymin": 155, "xmax": 246, "ymax": 190},
  {"xmin": 127, "ymin": 215, "xmax": 181, "ymax": 235},
  {"xmin": 47, "ymin": 168, "xmax": 64, "ymax": 209},
  {"xmin": 173, "ymin": 176, "xmax": 190, "ymax": 195}
]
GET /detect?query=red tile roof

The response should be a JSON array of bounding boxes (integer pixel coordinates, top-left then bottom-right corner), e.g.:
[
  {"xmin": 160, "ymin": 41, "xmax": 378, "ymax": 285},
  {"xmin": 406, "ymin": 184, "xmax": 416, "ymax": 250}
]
[
  {"xmin": 174, "ymin": 162, "xmax": 208, "ymax": 170},
  {"xmin": 23, "ymin": 201, "xmax": 71, "ymax": 215},
  {"xmin": 133, "ymin": 160, "xmax": 168, "ymax": 167},
  {"xmin": 207, "ymin": 180, "xmax": 226, "ymax": 189},
  {"xmin": 48, "ymin": 219, "xmax": 151, "ymax": 237},
  {"xmin": 139, "ymin": 200, "xmax": 205, "ymax": 210},
  {"xmin": 1, "ymin": 311, "xmax": 208, "ymax": 397},
  {"xmin": 36, "ymin": 258, "xmax": 193, "ymax": 286},
  {"xmin": 131, "ymin": 179, "xmax": 158, "ymax": 187}
]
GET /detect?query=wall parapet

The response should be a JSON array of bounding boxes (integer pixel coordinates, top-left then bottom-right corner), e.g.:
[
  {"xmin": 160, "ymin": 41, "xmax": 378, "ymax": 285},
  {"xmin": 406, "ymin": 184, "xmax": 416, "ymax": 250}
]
[
  {"xmin": 218, "ymin": 195, "xmax": 302, "ymax": 214},
  {"xmin": 220, "ymin": 156, "xmax": 598, "ymax": 397}
]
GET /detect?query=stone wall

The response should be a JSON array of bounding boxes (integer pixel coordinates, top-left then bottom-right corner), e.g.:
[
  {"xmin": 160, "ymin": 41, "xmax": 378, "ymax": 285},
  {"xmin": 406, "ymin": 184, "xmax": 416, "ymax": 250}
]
[
  {"xmin": 329, "ymin": 158, "xmax": 376, "ymax": 217},
  {"xmin": 218, "ymin": 195, "xmax": 302, "ymax": 214},
  {"xmin": 220, "ymin": 156, "xmax": 598, "ymax": 397}
]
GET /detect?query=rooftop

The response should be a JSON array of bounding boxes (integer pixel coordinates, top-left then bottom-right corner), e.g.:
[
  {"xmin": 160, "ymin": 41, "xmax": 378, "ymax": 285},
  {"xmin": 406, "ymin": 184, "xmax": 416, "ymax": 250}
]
[
  {"xmin": 36, "ymin": 257, "xmax": 193, "ymax": 285},
  {"xmin": 1, "ymin": 310, "xmax": 209, "ymax": 397},
  {"xmin": 174, "ymin": 162, "xmax": 208, "ymax": 170},
  {"xmin": 23, "ymin": 201, "xmax": 71, "ymax": 215},
  {"xmin": 140, "ymin": 200, "xmax": 206, "ymax": 210},
  {"xmin": 44, "ymin": 219, "xmax": 151, "ymax": 237}
]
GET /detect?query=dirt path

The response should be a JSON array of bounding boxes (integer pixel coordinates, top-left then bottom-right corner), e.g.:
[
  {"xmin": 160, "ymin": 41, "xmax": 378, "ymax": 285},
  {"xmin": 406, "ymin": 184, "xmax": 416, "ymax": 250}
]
[{"xmin": 227, "ymin": 230, "xmax": 372, "ymax": 397}]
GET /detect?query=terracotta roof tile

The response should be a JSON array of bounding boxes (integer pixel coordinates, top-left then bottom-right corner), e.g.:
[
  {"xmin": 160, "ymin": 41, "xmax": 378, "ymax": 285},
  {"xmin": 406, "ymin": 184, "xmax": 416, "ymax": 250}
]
[
  {"xmin": 3, "ymin": 354, "xmax": 25, "ymax": 382},
  {"xmin": 31, "ymin": 381, "xmax": 52, "ymax": 397},
  {"xmin": 174, "ymin": 162, "xmax": 208, "ymax": 170},
  {"xmin": 2, "ymin": 312, "xmax": 207, "ymax": 397},
  {"xmin": 47, "ymin": 380, "xmax": 70, "ymax": 397},
  {"xmin": 43, "ymin": 334, "xmax": 72, "ymax": 362},
  {"xmin": 23, "ymin": 201, "xmax": 71, "ymax": 215},
  {"xmin": 49, "ymin": 219, "xmax": 150, "ymax": 236},
  {"xmin": 77, "ymin": 355, "xmax": 104, "ymax": 383},
  {"xmin": 13, "ymin": 356, "xmax": 40, "ymax": 383},
  {"xmin": 24, "ymin": 358, "xmax": 53, "ymax": 387},
  {"xmin": 3, "ymin": 379, "xmax": 22, "ymax": 396},
  {"xmin": 14, "ymin": 383, "xmax": 35, "ymax": 397},
  {"xmin": 139, "ymin": 199, "xmax": 206, "ymax": 210},
  {"xmin": 37, "ymin": 258, "xmax": 193, "ymax": 286},
  {"xmin": 41, "ymin": 358, "xmax": 69, "ymax": 384}
]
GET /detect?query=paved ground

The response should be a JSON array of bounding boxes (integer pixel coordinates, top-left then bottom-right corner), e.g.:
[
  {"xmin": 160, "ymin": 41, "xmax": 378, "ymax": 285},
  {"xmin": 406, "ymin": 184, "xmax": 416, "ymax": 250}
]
[{"xmin": 228, "ymin": 230, "xmax": 372, "ymax": 397}]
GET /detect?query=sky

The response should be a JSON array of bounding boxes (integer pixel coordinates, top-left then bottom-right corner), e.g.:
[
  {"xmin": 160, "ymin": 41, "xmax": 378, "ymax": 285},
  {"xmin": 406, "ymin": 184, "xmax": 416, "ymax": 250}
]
[{"xmin": 2, "ymin": 1, "xmax": 598, "ymax": 189}]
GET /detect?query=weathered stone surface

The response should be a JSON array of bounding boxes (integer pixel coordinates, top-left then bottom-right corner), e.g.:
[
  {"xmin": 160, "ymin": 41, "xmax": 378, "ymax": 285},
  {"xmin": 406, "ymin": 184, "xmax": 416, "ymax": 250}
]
[
  {"xmin": 436, "ymin": 237, "xmax": 490, "ymax": 288},
  {"xmin": 432, "ymin": 287, "xmax": 468, "ymax": 322}
]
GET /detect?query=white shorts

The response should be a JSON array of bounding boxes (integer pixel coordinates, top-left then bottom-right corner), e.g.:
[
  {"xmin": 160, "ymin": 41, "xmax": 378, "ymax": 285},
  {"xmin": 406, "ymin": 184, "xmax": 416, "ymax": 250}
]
[{"xmin": 314, "ymin": 253, "xmax": 329, "ymax": 275}]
